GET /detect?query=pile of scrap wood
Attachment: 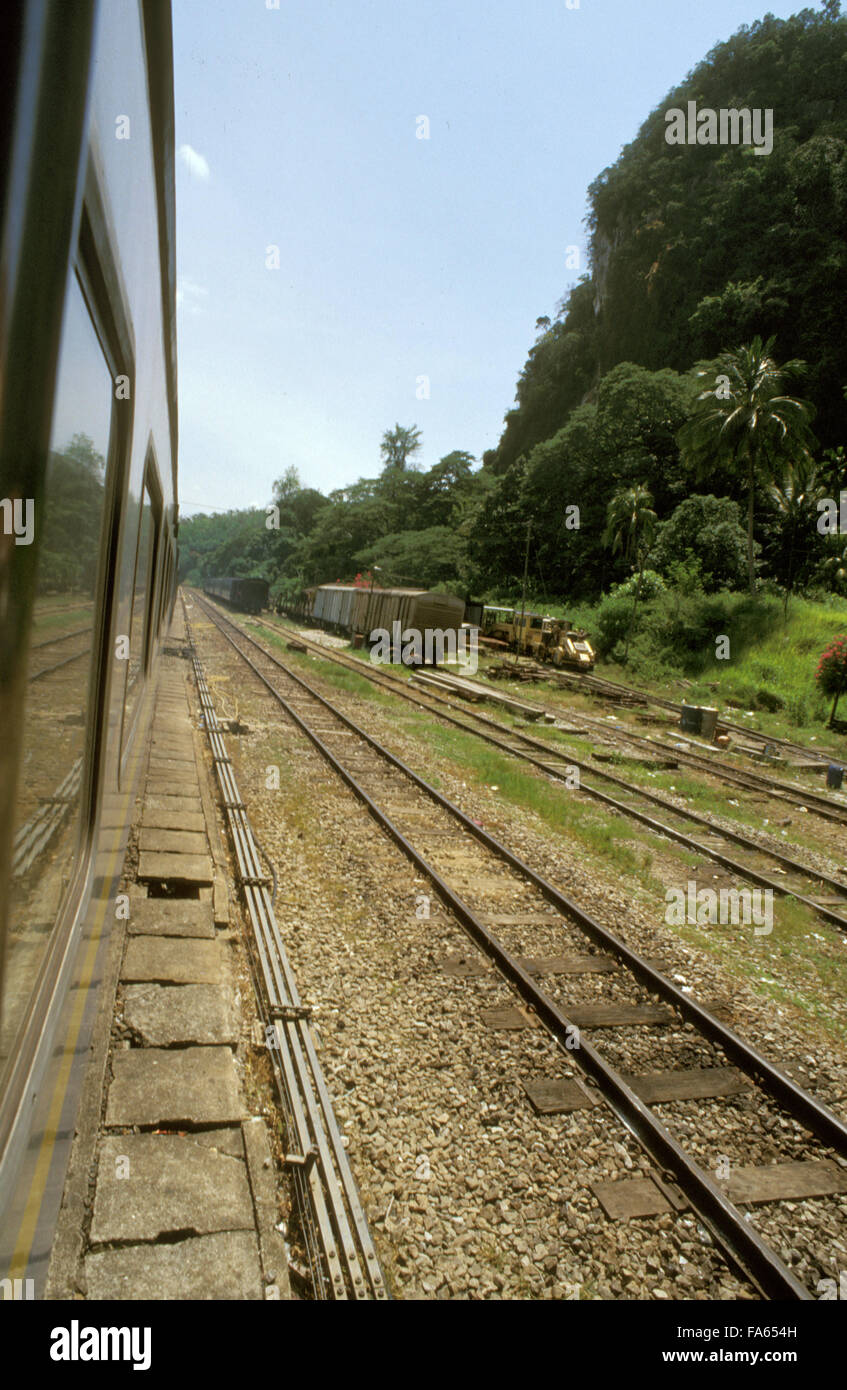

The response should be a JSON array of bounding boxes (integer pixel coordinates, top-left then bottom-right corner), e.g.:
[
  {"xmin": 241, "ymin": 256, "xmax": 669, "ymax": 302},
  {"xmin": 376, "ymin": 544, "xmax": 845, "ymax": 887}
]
[
  {"xmin": 487, "ymin": 660, "xmax": 547, "ymax": 682},
  {"xmin": 487, "ymin": 659, "xmax": 644, "ymax": 706},
  {"xmin": 410, "ymin": 668, "xmax": 552, "ymax": 721}
]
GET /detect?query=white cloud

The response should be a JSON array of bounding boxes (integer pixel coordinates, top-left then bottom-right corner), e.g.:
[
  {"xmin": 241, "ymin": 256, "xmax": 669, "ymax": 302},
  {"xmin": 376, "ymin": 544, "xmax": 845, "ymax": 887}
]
[
  {"xmin": 176, "ymin": 278, "xmax": 209, "ymax": 315},
  {"xmin": 178, "ymin": 143, "xmax": 210, "ymax": 181}
]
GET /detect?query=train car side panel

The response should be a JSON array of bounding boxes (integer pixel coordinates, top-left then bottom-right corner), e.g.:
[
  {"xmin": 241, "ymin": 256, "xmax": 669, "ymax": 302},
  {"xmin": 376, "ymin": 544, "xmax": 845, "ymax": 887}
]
[{"xmin": 0, "ymin": 0, "xmax": 178, "ymax": 1286}]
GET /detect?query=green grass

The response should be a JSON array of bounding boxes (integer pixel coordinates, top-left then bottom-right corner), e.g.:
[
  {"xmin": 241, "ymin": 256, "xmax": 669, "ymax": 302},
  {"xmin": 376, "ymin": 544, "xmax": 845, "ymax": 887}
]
[
  {"xmin": 482, "ymin": 590, "xmax": 847, "ymax": 749},
  {"xmin": 619, "ymin": 594, "xmax": 846, "ymax": 744},
  {"xmin": 240, "ymin": 607, "xmax": 847, "ymax": 1045},
  {"xmin": 391, "ymin": 716, "xmax": 674, "ymax": 895},
  {"xmin": 255, "ymin": 611, "xmax": 846, "ymax": 866},
  {"xmin": 251, "ymin": 621, "xmax": 398, "ymax": 708},
  {"xmin": 398, "ymin": 706, "xmax": 847, "ymax": 1045},
  {"xmin": 678, "ymin": 595, "xmax": 847, "ymax": 737},
  {"xmin": 251, "ymin": 615, "xmax": 670, "ymax": 889},
  {"xmin": 31, "ymin": 605, "xmax": 92, "ymax": 635}
]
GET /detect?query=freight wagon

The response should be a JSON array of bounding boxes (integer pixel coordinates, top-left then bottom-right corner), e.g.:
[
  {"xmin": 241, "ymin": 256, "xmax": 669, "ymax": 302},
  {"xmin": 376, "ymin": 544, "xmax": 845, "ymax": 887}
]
[
  {"xmin": 204, "ymin": 576, "xmax": 269, "ymax": 614},
  {"xmin": 306, "ymin": 583, "xmax": 467, "ymax": 666}
]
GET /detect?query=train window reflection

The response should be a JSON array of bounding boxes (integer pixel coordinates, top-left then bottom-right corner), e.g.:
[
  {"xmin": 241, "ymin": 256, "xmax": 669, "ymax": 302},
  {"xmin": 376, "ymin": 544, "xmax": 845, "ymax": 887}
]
[
  {"xmin": 0, "ymin": 273, "xmax": 113, "ymax": 1086},
  {"xmin": 121, "ymin": 475, "xmax": 159, "ymax": 753}
]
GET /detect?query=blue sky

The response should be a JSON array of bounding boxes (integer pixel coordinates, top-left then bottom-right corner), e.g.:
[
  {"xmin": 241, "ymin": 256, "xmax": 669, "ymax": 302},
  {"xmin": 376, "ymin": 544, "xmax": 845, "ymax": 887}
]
[{"xmin": 172, "ymin": 0, "xmax": 807, "ymax": 515}]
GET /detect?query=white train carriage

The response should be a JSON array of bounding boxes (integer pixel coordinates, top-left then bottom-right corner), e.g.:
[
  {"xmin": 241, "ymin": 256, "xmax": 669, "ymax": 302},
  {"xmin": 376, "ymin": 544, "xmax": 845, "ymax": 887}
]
[{"xmin": 0, "ymin": 0, "xmax": 178, "ymax": 1286}]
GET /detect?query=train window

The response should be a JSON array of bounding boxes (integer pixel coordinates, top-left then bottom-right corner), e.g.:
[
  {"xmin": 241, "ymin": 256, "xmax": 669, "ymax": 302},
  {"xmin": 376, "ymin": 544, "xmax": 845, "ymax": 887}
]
[
  {"xmin": 156, "ymin": 551, "xmax": 167, "ymax": 637},
  {"xmin": 0, "ymin": 272, "xmax": 114, "ymax": 1088},
  {"xmin": 160, "ymin": 545, "xmax": 174, "ymax": 631},
  {"xmin": 120, "ymin": 465, "xmax": 161, "ymax": 758}
]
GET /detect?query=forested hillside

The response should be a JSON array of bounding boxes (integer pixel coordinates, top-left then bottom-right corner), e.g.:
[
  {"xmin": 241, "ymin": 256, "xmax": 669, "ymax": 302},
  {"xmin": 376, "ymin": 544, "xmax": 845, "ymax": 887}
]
[
  {"xmin": 490, "ymin": 3, "xmax": 847, "ymax": 477},
  {"xmin": 180, "ymin": 4, "xmax": 847, "ymax": 619}
]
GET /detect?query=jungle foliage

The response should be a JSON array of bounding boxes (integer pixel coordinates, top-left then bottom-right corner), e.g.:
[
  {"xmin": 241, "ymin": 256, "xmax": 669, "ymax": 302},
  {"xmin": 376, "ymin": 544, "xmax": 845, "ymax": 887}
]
[{"xmin": 179, "ymin": 7, "xmax": 847, "ymax": 629}]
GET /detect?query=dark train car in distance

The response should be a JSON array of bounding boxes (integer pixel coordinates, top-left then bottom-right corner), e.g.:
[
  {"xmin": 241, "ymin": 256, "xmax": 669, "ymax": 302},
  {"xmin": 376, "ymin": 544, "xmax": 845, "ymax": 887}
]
[{"xmin": 204, "ymin": 576, "xmax": 269, "ymax": 614}]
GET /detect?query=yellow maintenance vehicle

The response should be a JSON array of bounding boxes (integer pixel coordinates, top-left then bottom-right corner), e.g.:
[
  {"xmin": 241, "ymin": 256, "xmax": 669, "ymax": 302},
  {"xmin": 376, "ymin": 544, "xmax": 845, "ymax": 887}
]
[{"xmin": 481, "ymin": 607, "xmax": 596, "ymax": 669}]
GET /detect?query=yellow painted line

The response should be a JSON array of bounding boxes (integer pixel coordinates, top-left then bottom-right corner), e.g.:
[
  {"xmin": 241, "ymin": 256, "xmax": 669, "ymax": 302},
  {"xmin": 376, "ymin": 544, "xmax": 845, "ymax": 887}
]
[{"xmin": 3, "ymin": 681, "xmax": 162, "ymax": 1281}]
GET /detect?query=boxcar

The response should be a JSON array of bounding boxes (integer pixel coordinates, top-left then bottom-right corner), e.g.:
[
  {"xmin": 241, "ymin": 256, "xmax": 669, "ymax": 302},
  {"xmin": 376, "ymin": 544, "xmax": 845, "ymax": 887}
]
[
  {"xmin": 304, "ymin": 583, "xmax": 467, "ymax": 665},
  {"xmin": 204, "ymin": 576, "xmax": 269, "ymax": 614},
  {"xmin": 411, "ymin": 591, "xmax": 467, "ymax": 638}
]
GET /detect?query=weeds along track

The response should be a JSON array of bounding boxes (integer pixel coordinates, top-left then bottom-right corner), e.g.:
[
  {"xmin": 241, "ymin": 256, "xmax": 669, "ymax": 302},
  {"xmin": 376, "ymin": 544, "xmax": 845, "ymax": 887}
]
[
  {"xmin": 505, "ymin": 697, "xmax": 847, "ymax": 828},
  {"xmin": 232, "ymin": 615, "xmax": 847, "ymax": 936},
  {"xmin": 535, "ymin": 665, "xmax": 839, "ymax": 769},
  {"xmin": 194, "ymin": 593, "xmax": 847, "ymax": 1300},
  {"xmin": 471, "ymin": 665, "xmax": 847, "ymax": 826}
]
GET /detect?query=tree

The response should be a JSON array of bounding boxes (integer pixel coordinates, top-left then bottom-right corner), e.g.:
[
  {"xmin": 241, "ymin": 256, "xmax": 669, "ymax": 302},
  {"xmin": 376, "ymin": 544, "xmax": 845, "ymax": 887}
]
[
  {"xmin": 651, "ymin": 494, "xmax": 749, "ymax": 592},
  {"xmin": 465, "ymin": 457, "xmax": 532, "ymax": 593},
  {"xmin": 413, "ymin": 450, "xmax": 479, "ymax": 529},
  {"xmin": 268, "ymin": 466, "xmax": 326, "ymax": 577},
  {"xmin": 815, "ymin": 635, "xmax": 847, "ymax": 726},
  {"xmin": 765, "ymin": 455, "xmax": 826, "ymax": 615},
  {"xmin": 677, "ymin": 338, "xmax": 816, "ymax": 594},
  {"xmin": 489, "ymin": 283, "xmax": 596, "ymax": 475},
  {"xmin": 380, "ymin": 424, "xmax": 422, "ymax": 472},
  {"xmin": 354, "ymin": 526, "xmax": 467, "ymax": 590},
  {"xmin": 818, "ymin": 536, "xmax": 847, "ymax": 594},
  {"xmin": 485, "ymin": 9, "xmax": 847, "ymax": 482},
  {"xmin": 603, "ymin": 484, "xmax": 657, "ymax": 661},
  {"xmin": 38, "ymin": 434, "xmax": 106, "ymax": 594}
]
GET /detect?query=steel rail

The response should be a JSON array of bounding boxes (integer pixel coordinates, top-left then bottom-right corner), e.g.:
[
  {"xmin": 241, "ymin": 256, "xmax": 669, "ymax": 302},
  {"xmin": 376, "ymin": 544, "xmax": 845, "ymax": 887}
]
[
  {"xmin": 29, "ymin": 624, "xmax": 91, "ymax": 651},
  {"xmin": 29, "ymin": 644, "xmax": 90, "ymax": 682},
  {"xmin": 190, "ymin": 621, "xmax": 386, "ymax": 1301},
  {"xmin": 260, "ymin": 613, "xmax": 847, "ymax": 822},
  {"xmin": 242, "ymin": 617, "xmax": 847, "ymax": 932},
  {"xmin": 31, "ymin": 600, "xmax": 94, "ymax": 621},
  {"xmin": 11, "ymin": 758, "xmax": 82, "ymax": 877},
  {"xmin": 404, "ymin": 685, "xmax": 847, "ymax": 930},
  {"xmin": 184, "ymin": 603, "xmax": 387, "ymax": 1301},
  {"xmin": 196, "ymin": 595, "xmax": 847, "ymax": 1301},
  {"xmin": 531, "ymin": 703, "xmax": 847, "ymax": 826},
  {"xmin": 202, "ymin": 598, "xmax": 847, "ymax": 1151},
  {"xmin": 458, "ymin": 664, "xmax": 847, "ymax": 821},
  {"xmin": 545, "ymin": 665, "xmax": 835, "ymax": 766}
]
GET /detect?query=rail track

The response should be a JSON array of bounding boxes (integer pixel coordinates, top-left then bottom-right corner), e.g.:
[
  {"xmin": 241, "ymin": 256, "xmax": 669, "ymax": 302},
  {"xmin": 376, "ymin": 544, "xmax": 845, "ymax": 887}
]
[
  {"xmin": 28, "ymin": 643, "xmax": 91, "ymax": 683},
  {"xmin": 228, "ymin": 613, "xmax": 847, "ymax": 936},
  {"xmin": 31, "ymin": 599, "xmax": 94, "ymax": 622},
  {"xmin": 266, "ymin": 617, "xmax": 847, "ymax": 824},
  {"xmin": 184, "ymin": 600, "xmax": 387, "ymax": 1301},
  {"xmin": 11, "ymin": 758, "xmax": 82, "ymax": 877},
  {"xmin": 520, "ymin": 699, "xmax": 847, "ymax": 828},
  {"xmin": 29, "ymin": 624, "xmax": 92, "ymax": 651},
  {"xmin": 193, "ymin": 591, "xmax": 847, "ymax": 1301},
  {"xmin": 541, "ymin": 664, "xmax": 840, "ymax": 768},
  {"xmin": 478, "ymin": 665, "xmax": 847, "ymax": 825},
  {"xmin": 28, "ymin": 620, "xmax": 92, "ymax": 683}
]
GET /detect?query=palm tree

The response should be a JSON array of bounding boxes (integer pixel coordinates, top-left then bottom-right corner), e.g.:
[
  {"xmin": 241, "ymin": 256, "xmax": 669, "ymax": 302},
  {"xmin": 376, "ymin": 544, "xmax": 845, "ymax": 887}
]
[
  {"xmin": 819, "ymin": 537, "xmax": 847, "ymax": 595},
  {"xmin": 380, "ymin": 423, "xmax": 422, "ymax": 472},
  {"xmin": 604, "ymin": 484, "xmax": 657, "ymax": 662},
  {"xmin": 677, "ymin": 337, "xmax": 816, "ymax": 594},
  {"xmin": 767, "ymin": 454, "xmax": 824, "ymax": 620}
]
